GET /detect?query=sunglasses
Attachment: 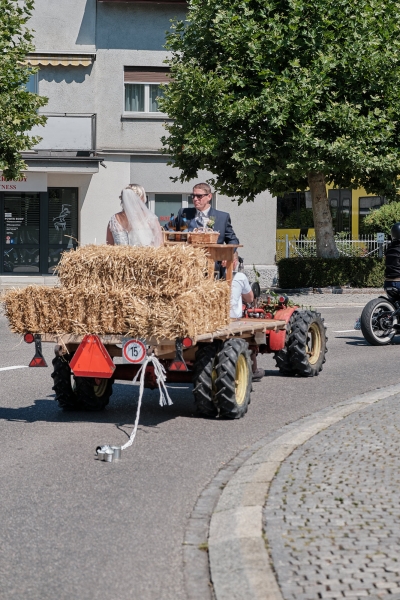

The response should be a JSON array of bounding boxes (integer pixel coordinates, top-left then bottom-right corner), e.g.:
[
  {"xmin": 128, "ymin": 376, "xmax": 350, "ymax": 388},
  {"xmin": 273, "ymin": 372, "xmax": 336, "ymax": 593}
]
[{"xmin": 191, "ymin": 193, "xmax": 210, "ymax": 200}]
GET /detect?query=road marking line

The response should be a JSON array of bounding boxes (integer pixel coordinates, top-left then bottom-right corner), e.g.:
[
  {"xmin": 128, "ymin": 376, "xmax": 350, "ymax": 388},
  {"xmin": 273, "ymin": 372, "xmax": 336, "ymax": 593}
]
[
  {"xmin": 333, "ymin": 329, "xmax": 358, "ymax": 333},
  {"xmin": 312, "ymin": 305, "xmax": 365, "ymax": 308},
  {"xmin": 0, "ymin": 365, "xmax": 28, "ymax": 372}
]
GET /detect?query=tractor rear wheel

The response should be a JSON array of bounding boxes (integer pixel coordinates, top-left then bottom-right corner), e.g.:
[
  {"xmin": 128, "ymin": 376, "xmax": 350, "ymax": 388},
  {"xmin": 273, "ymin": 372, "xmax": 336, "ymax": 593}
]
[
  {"xmin": 51, "ymin": 354, "xmax": 79, "ymax": 410},
  {"xmin": 73, "ymin": 376, "xmax": 112, "ymax": 411},
  {"xmin": 215, "ymin": 338, "xmax": 252, "ymax": 419},
  {"xmin": 288, "ymin": 310, "xmax": 327, "ymax": 377},
  {"xmin": 192, "ymin": 343, "xmax": 219, "ymax": 417},
  {"xmin": 51, "ymin": 354, "xmax": 112, "ymax": 411}
]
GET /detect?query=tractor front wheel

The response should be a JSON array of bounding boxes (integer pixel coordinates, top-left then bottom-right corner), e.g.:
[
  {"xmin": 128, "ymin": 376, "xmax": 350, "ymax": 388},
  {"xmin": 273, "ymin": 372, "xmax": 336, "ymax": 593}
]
[
  {"xmin": 288, "ymin": 310, "xmax": 327, "ymax": 377},
  {"xmin": 215, "ymin": 338, "xmax": 252, "ymax": 419}
]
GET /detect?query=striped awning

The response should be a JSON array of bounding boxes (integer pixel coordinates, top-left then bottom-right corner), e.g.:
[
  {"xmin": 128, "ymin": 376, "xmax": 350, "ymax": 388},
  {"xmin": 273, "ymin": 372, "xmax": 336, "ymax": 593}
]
[{"xmin": 26, "ymin": 53, "xmax": 96, "ymax": 67}]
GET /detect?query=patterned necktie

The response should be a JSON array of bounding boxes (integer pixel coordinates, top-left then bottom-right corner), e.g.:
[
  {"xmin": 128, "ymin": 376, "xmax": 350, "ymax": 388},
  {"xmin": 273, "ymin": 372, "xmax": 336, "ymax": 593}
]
[{"xmin": 196, "ymin": 211, "xmax": 209, "ymax": 228}]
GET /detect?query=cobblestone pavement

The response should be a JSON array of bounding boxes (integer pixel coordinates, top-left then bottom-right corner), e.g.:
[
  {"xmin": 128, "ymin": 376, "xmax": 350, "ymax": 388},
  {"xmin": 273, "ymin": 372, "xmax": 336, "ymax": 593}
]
[{"xmin": 264, "ymin": 395, "xmax": 400, "ymax": 600}]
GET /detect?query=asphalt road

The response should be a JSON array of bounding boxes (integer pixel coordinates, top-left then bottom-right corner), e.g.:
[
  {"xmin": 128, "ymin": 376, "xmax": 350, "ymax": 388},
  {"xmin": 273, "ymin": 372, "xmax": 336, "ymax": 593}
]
[{"xmin": 1, "ymin": 297, "xmax": 399, "ymax": 600}]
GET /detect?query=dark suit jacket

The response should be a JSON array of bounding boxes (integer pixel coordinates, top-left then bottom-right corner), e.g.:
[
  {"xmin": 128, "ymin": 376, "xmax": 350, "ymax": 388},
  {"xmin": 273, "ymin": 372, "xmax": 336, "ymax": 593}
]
[{"xmin": 173, "ymin": 206, "xmax": 239, "ymax": 245}]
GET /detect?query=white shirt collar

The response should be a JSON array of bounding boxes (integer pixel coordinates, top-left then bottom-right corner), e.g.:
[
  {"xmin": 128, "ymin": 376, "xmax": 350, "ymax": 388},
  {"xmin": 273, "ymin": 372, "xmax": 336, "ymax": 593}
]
[{"xmin": 196, "ymin": 206, "xmax": 211, "ymax": 217}]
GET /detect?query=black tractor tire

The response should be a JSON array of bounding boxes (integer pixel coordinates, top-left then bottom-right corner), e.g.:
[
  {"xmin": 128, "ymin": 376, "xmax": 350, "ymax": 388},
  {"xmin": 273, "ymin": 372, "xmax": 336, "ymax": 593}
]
[
  {"xmin": 192, "ymin": 343, "xmax": 219, "ymax": 417},
  {"xmin": 214, "ymin": 338, "xmax": 252, "ymax": 419},
  {"xmin": 73, "ymin": 376, "xmax": 113, "ymax": 411},
  {"xmin": 360, "ymin": 297, "xmax": 397, "ymax": 346},
  {"xmin": 288, "ymin": 310, "xmax": 327, "ymax": 377},
  {"xmin": 51, "ymin": 355, "xmax": 112, "ymax": 411},
  {"xmin": 51, "ymin": 354, "xmax": 79, "ymax": 410},
  {"xmin": 273, "ymin": 313, "xmax": 296, "ymax": 375}
]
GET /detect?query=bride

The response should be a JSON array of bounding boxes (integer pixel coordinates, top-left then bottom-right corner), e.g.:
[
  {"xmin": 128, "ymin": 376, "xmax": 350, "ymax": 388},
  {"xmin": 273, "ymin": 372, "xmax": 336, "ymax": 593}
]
[{"xmin": 106, "ymin": 184, "xmax": 163, "ymax": 247}]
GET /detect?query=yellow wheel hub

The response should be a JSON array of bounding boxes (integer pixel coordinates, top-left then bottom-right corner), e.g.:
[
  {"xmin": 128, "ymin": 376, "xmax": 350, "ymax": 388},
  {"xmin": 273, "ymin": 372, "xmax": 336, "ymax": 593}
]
[
  {"xmin": 307, "ymin": 322, "xmax": 322, "ymax": 365},
  {"xmin": 235, "ymin": 354, "xmax": 249, "ymax": 406}
]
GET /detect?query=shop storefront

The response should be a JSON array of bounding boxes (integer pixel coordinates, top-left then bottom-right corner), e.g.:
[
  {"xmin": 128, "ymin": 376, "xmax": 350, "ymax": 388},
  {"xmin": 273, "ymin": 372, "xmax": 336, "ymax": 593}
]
[{"xmin": 0, "ymin": 173, "xmax": 78, "ymax": 275}]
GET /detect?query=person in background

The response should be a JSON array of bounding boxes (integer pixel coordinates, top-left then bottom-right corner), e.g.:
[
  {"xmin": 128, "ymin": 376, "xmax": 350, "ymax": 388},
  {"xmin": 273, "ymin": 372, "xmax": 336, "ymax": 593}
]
[
  {"xmin": 384, "ymin": 222, "xmax": 400, "ymax": 292},
  {"xmin": 231, "ymin": 254, "xmax": 265, "ymax": 382},
  {"xmin": 106, "ymin": 184, "xmax": 163, "ymax": 247}
]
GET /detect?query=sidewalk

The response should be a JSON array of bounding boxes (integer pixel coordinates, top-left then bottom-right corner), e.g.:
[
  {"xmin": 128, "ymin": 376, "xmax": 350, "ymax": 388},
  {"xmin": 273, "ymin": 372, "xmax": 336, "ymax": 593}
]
[
  {"xmin": 286, "ymin": 291, "xmax": 381, "ymax": 307},
  {"xmin": 0, "ymin": 275, "xmax": 58, "ymax": 290},
  {"xmin": 265, "ymin": 394, "xmax": 400, "ymax": 600},
  {"xmin": 205, "ymin": 384, "xmax": 400, "ymax": 600}
]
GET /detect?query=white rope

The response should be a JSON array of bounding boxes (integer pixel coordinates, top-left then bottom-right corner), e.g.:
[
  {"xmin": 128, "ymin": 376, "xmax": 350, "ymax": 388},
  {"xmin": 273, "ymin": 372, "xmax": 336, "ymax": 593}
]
[{"xmin": 121, "ymin": 354, "xmax": 173, "ymax": 451}]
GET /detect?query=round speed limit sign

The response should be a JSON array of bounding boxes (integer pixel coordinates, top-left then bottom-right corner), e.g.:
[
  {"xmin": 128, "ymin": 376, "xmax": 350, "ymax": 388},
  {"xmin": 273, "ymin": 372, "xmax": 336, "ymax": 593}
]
[{"xmin": 123, "ymin": 339, "xmax": 146, "ymax": 364}]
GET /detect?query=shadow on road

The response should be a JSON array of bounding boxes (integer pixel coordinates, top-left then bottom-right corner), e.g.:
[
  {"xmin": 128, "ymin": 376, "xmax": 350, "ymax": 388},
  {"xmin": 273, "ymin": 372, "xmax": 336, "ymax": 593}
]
[
  {"xmin": 0, "ymin": 383, "xmax": 199, "ymax": 427},
  {"xmin": 340, "ymin": 335, "xmax": 400, "ymax": 346}
]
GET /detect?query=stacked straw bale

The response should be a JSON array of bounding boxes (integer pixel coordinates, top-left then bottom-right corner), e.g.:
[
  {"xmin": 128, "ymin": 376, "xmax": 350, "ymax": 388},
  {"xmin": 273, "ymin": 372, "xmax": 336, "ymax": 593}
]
[
  {"xmin": 56, "ymin": 244, "xmax": 209, "ymax": 295},
  {"xmin": 2, "ymin": 245, "xmax": 231, "ymax": 339}
]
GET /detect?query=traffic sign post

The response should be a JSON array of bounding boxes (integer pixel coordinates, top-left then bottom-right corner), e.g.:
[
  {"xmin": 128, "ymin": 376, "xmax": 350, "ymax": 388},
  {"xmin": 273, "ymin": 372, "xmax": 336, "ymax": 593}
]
[{"xmin": 376, "ymin": 232, "xmax": 385, "ymax": 259}]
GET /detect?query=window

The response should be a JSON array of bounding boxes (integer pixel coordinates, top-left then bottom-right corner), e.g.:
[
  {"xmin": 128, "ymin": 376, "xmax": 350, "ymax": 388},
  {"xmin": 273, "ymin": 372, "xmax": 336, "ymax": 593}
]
[
  {"xmin": 3, "ymin": 193, "xmax": 40, "ymax": 273},
  {"xmin": 48, "ymin": 188, "xmax": 78, "ymax": 273},
  {"xmin": 277, "ymin": 192, "xmax": 314, "ymax": 230},
  {"xmin": 154, "ymin": 194, "xmax": 183, "ymax": 225},
  {"xmin": 1, "ymin": 188, "xmax": 78, "ymax": 275},
  {"xmin": 124, "ymin": 67, "xmax": 169, "ymax": 113},
  {"xmin": 359, "ymin": 196, "xmax": 386, "ymax": 234},
  {"xmin": 25, "ymin": 72, "xmax": 38, "ymax": 94}
]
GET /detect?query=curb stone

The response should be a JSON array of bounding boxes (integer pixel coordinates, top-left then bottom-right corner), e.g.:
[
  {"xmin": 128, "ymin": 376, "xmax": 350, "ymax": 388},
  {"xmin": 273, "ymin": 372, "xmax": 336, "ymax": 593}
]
[
  {"xmin": 268, "ymin": 287, "xmax": 384, "ymax": 295},
  {"xmin": 183, "ymin": 382, "xmax": 400, "ymax": 600}
]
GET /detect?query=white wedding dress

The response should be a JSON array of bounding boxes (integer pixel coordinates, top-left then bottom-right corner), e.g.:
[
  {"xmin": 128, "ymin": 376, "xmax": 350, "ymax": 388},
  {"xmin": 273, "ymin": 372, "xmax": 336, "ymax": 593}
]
[{"xmin": 108, "ymin": 189, "xmax": 163, "ymax": 248}]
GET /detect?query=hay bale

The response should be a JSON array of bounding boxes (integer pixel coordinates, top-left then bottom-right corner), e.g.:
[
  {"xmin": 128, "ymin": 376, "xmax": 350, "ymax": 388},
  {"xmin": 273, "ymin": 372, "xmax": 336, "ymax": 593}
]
[
  {"xmin": 56, "ymin": 244, "xmax": 209, "ymax": 296},
  {"xmin": 2, "ymin": 280, "xmax": 230, "ymax": 339}
]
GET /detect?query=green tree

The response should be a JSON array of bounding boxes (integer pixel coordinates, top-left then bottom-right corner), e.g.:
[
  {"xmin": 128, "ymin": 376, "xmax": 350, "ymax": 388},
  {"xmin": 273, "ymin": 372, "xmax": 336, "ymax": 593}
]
[
  {"xmin": 361, "ymin": 202, "xmax": 400, "ymax": 235},
  {"xmin": 0, "ymin": 0, "xmax": 47, "ymax": 180},
  {"xmin": 161, "ymin": 0, "xmax": 400, "ymax": 258}
]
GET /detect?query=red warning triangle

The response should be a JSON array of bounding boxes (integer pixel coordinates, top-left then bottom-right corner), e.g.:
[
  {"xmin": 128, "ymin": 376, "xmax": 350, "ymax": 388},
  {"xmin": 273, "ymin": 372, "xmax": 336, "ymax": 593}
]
[
  {"xmin": 29, "ymin": 355, "xmax": 47, "ymax": 367},
  {"xmin": 70, "ymin": 335, "xmax": 115, "ymax": 378},
  {"xmin": 169, "ymin": 360, "xmax": 188, "ymax": 372}
]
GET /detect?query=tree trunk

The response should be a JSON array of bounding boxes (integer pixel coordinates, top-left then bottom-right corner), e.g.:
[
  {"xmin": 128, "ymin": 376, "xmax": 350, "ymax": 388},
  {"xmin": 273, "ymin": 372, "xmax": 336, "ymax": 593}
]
[{"xmin": 307, "ymin": 171, "xmax": 339, "ymax": 258}]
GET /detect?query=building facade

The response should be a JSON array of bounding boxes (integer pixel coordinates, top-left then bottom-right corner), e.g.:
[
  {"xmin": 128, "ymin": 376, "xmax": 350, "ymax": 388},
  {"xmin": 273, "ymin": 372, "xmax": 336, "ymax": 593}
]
[{"xmin": 0, "ymin": 0, "xmax": 277, "ymax": 287}]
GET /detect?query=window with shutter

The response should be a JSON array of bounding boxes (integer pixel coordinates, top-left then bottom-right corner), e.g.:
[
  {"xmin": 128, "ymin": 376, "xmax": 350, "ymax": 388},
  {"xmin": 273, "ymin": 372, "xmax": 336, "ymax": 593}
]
[{"xmin": 124, "ymin": 68, "xmax": 169, "ymax": 113}]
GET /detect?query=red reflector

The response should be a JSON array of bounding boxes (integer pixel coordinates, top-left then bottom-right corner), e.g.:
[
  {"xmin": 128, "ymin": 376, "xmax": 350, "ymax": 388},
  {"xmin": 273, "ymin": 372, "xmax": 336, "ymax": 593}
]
[
  {"xmin": 70, "ymin": 335, "xmax": 115, "ymax": 379},
  {"xmin": 29, "ymin": 356, "xmax": 47, "ymax": 367},
  {"xmin": 182, "ymin": 337, "xmax": 193, "ymax": 348},
  {"xmin": 169, "ymin": 360, "xmax": 188, "ymax": 372},
  {"xmin": 265, "ymin": 312, "xmax": 273, "ymax": 319},
  {"xmin": 279, "ymin": 296, "xmax": 285, "ymax": 303},
  {"xmin": 24, "ymin": 333, "xmax": 34, "ymax": 344}
]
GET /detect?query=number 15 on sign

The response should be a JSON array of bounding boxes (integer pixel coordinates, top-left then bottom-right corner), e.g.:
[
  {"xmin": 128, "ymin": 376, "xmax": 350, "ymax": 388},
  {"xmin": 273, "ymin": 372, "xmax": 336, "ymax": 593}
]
[{"xmin": 122, "ymin": 339, "xmax": 147, "ymax": 364}]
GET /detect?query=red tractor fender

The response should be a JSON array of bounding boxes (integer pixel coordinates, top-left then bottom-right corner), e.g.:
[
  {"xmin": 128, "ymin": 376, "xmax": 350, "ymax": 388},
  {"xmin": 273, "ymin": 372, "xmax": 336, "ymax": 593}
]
[{"xmin": 268, "ymin": 306, "xmax": 298, "ymax": 352}]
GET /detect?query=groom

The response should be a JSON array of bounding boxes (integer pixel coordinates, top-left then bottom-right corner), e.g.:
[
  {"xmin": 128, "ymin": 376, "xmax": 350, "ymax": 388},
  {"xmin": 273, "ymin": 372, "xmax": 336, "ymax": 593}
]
[{"xmin": 173, "ymin": 183, "xmax": 239, "ymax": 246}]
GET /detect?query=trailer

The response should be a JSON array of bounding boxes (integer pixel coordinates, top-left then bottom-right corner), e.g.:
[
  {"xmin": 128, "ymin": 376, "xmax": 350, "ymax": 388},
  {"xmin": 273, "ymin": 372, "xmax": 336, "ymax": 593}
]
[
  {"xmin": 13, "ymin": 239, "xmax": 327, "ymax": 419},
  {"xmin": 24, "ymin": 302, "xmax": 327, "ymax": 419}
]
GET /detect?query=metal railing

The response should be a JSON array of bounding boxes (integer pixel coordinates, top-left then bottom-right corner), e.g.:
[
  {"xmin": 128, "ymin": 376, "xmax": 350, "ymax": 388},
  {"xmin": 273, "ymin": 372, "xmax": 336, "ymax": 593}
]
[
  {"xmin": 31, "ymin": 113, "xmax": 96, "ymax": 151},
  {"xmin": 276, "ymin": 234, "xmax": 388, "ymax": 260}
]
